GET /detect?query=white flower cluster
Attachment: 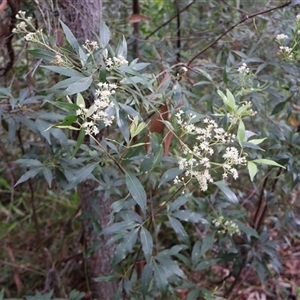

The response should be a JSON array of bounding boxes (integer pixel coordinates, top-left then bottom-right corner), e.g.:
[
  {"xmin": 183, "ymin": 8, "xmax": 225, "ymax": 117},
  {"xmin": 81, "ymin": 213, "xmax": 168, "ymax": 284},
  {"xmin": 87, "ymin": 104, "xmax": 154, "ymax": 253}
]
[
  {"xmin": 12, "ymin": 11, "xmax": 33, "ymax": 34},
  {"xmin": 212, "ymin": 216, "xmax": 240, "ymax": 236},
  {"xmin": 174, "ymin": 112, "xmax": 246, "ymax": 191},
  {"xmin": 82, "ymin": 40, "xmax": 99, "ymax": 52},
  {"xmin": 276, "ymin": 34, "xmax": 288, "ymax": 41},
  {"xmin": 105, "ymin": 55, "xmax": 128, "ymax": 71},
  {"xmin": 77, "ymin": 83, "xmax": 117, "ymax": 135},
  {"xmin": 238, "ymin": 63, "xmax": 250, "ymax": 74},
  {"xmin": 278, "ymin": 46, "xmax": 293, "ymax": 60}
]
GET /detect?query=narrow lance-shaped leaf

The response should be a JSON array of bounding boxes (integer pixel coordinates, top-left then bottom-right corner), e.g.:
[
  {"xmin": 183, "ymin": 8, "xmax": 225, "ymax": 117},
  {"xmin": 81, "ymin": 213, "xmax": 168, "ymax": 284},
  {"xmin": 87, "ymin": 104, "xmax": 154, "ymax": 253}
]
[
  {"xmin": 168, "ymin": 216, "xmax": 190, "ymax": 246},
  {"xmin": 125, "ymin": 172, "xmax": 147, "ymax": 214},
  {"xmin": 247, "ymin": 161, "xmax": 258, "ymax": 181},
  {"xmin": 64, "ymin": 162, "xmax": 98, "ymax": 191},
  {"xmin": 214, "ymin": 181, "xmax": 238, "ymax": 204},
  {"xmin": 59, "ymin": 20, "xmax": 80, "ymax": 52},
  {"xmin": 113, "ymin": 229, "xmax": 138, "ymax": 264},
  {"xmin": 64, "ymin": 76, "xmax": 93, "ymax": 95},
  {"xmin": 237, "ymin": 119, "xmax": 246, "ymax": 146},
  {"xmin": 140, "ymin": 227, "xmax": 153, "ymax": 262},
  {"xmin": 72, "ymin": 128, "xmax": 86, "ymax": 157},
  {"xmin": 252, "ymin": 158, "xmax": 285, "ymax": 168}
]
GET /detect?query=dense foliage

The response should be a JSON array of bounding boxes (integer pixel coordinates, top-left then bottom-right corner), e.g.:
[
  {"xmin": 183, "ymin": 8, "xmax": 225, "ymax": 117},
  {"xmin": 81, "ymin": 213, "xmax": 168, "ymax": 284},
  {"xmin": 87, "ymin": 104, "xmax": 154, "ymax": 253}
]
[{"xmin": 1, "ymin": 1, "xmax": 300, "ymax": 299}]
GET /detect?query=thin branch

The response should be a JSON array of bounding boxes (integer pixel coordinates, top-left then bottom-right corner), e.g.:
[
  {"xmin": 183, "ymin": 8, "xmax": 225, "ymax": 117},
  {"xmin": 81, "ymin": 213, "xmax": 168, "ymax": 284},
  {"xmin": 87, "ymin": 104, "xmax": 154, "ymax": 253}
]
[
  {"xmin": 187, "ymin": 0, "xmax": 292, "ymax": 66},
  {"xmin": 144, "ymin": 0, "xmax": 195, "ymax": 40}
]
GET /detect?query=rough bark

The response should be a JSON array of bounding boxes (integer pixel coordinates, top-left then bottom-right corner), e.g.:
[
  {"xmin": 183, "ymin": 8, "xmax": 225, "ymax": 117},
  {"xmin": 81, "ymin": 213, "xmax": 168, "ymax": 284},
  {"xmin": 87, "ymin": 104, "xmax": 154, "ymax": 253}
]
[{"xmin": 58, "ymin": 1, "xmax": 117, "ymax": 299}]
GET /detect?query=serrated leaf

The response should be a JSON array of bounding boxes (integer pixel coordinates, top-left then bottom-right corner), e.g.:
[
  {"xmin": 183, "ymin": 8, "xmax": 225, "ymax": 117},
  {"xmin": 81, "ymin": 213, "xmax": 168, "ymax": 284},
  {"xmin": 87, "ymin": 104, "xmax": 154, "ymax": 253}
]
[
  {"xmin": 64, "ymin": 162, "xmax": 98, "ymax": 190},
  {"xmin": 64, "ymin": 76, "xmax": 92, "ymax": 95},
  {"xmin": 159, "ymin": 168, "xmax": 183, "ymax": 187},
  {"xmin": 15, "ymin": 168, "xmax": 42, "ymax": 186},
  {"xmin": 214, "ymin": 181, "xmax": 238, "ymax": 203},
  {"xmin": 114, "ymin": 229, "xmax": 138, "ymax": 264},
  {"xmin": 140, "ymin": 227, "xmax": 153, "ymax": 261},
  {"xmin": 247, "ymin": 161, "xmax": 258, "ymax": 181},
  {"xmin": 252, "ymin": 158, "xmax": 285, "ymax": 168},
  {"xmin": 237, "ymin": 119, "xmax": 245, "ymax": 146},
  {"xmin": 168, "ymin": 216, "xmax": 190, "ymax": 246},
  {"xmin": 125, "ymin": 172, "xmax": 147, "ymax": 214},
  {"xmin": 59, "ymin": 20, "xmax": 80, "ymax": 52}
]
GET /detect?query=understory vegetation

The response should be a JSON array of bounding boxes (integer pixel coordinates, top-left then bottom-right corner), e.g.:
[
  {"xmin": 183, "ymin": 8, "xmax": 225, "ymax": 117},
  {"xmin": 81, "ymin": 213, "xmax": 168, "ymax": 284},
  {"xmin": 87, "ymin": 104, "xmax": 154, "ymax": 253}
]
[{"xmin": 1, "ymin": 1, "xmax": 300, "ymax": 299}]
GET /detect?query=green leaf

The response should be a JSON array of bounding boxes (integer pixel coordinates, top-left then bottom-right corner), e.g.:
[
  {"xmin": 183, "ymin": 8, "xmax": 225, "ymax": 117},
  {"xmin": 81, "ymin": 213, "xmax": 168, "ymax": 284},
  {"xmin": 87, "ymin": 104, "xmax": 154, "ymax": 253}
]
[
  {"xmin": 172, "ymin": 210, "xmax": 208, "ymax": 224},
  {"xmin": 252, "ymin": 159, "xmax": 285, "ymax": 168},
  {"xmin": 65, "ymin": 162, "xmax": 98, "ymax": 190},
  {"xmin": 217, "ymin": 89, "xmax": 236, "ymax": 112},
  {"xmin": 99, "ymin": 22, "xmax": 110, "ymax": 47},
  {"xmin": 57, "ymin": 115, "xmax": 78, "ymax": 127},
  {"xmin": 69, "ymin": 290, "xmax": 85, "ymax": 300},
  {"xmin": 72, "ymin": 128, "xmax": 86, "ymax": 156},
  {"xmin": 0, "ymin": 289, "xmax": 4, "ymax": 300},
  {"xmin": 42, "ymin": 66, "xmax": 84, "ymax": 77},
  {"xmin": 64, "ymin": 76, "xmax": 93, "ymax": 95},
  {"xmin": 45, "ymin": 100, "xmax": 80, "ymax": 113},
  {"xmin": 140, "ymin": 263, "xmax": 153, "ymax": 297},
  {"xmin": 125, "ymin": 172, "xmax": 147, "ymax": 214},
  {"xmin": 247, "ymin": 161, "xmax": 258, "ymax": 181},
  {"xmin": 140, "ymin": 227, "xmax": 153, "ymax": 261},
  {"xmin": 153, "ymin": 261, "xmax": 168, "ymax": 290},
  {"xmin": 192, "ymin": 241, "xmax": 201, "ymax": 267},
  {"xmin": 15, "ymin": 168, "xmax": 42, "ymax": 186},
  {"xmin": 43, "ymin": 167, "xmax": 53, "ymax": 188},
  {"xmin": 103, "ymin": 221, "xmax": 138, "ymax": 235},
  {"xmin": 248, "ymin": 138, "xmax": 267, "ymax": 145},
  {"xmin": 237, "ymin": 119, "xmax": 245, "ymax": 146},
  {"xmin": 168, "ymin": 216, "xmax": 190, "ymax": 246},
  {"xmin": 27, "ymin": 49, "xmax": 55, "ymax": 61},
  {"xmin": 59, "ymin": 20, "xmax": 80, "ymax": 52},
  {"xmin": 200, "ymin": 232, "xmax": 215, "ymax": 257},
  {"xmin": 76, "ymin": 93, "xmax": 85, "ymax": 108},
  {"xmin": 214, "ymin": 181, "xmax": 238, "ymax": 203},
  {"xmin": 114, "ymin": 229, "xmax": 138, "ymax": 264},
  {"xmin": 140, "ymin": 154, "xmax": 153, "ymax": 173},
  {"xmin": 169, "ymin": 193, "xmax": 191, "ymax": 211},
  {"xmin": 196, "ymin": 258, "xmax": 220, "ymax": 271},
  {"xmin": 15, "ymin": 159, "xmax": 43, "ymax": 167},
  {"xmin": 235, "ymin": 220, "xmax": 258, "ymax": 238},
  {"xmin": 187, "ymin": 289, "xmax": 200, "ymax": 300},
  {"xmin": 99, "ymin": 66, "xmax": 107, "ymax": 82},
  {"xmin": 94, "ymin": 274, "xmax": 120, "ymax": 283},
  {"xmin": 158, "ymin": 168, "xmax": 183, "ymax": 187}
]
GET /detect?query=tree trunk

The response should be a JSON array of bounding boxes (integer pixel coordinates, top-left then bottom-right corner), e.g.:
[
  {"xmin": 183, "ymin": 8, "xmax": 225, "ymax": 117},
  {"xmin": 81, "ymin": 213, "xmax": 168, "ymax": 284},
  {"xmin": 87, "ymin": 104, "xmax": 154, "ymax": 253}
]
[{"xmin": 58, "ymin": 1, "xmax": 117, "ymax": 299}]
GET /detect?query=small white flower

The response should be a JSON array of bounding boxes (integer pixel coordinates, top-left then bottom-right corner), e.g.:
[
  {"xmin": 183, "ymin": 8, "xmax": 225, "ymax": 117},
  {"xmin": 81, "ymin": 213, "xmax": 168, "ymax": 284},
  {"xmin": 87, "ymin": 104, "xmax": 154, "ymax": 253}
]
[{"xmin": 276, "ymin": 34, "xmax": 288, "ymax": 41}]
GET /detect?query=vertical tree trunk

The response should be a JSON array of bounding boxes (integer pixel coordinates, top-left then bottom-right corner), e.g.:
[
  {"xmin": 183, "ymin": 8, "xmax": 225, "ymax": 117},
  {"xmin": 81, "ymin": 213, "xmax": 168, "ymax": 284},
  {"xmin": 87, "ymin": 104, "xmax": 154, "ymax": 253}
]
[{"xmin": 58, "ymin": 1, "xmax": 117, "ymax": 299}]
